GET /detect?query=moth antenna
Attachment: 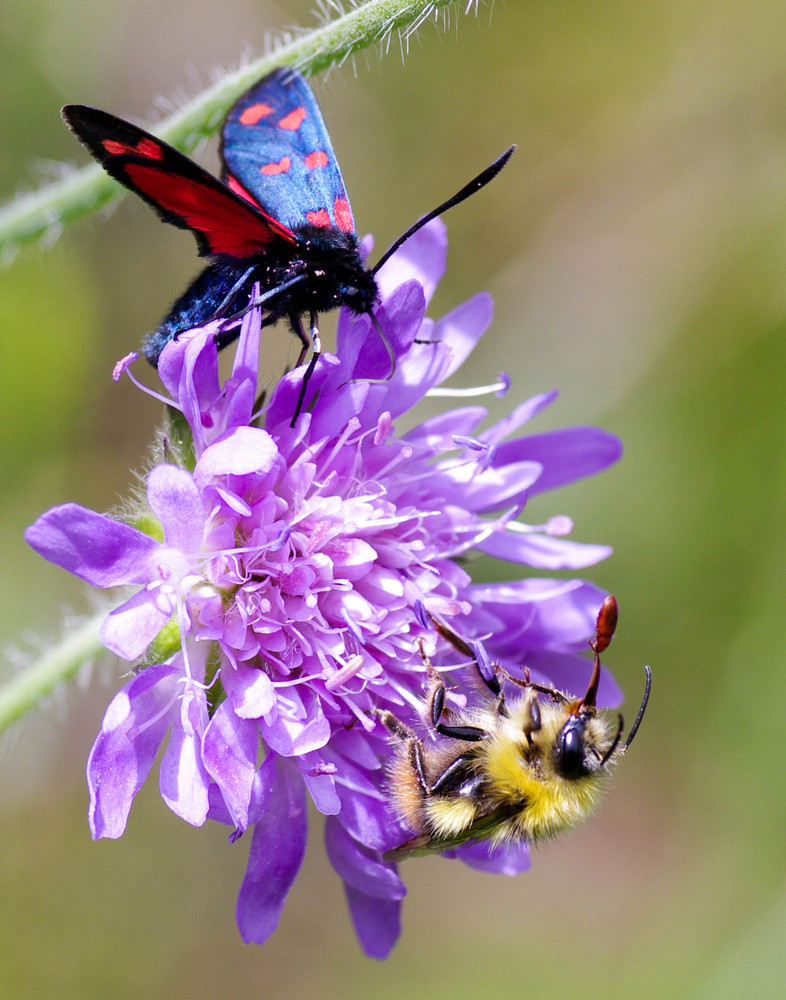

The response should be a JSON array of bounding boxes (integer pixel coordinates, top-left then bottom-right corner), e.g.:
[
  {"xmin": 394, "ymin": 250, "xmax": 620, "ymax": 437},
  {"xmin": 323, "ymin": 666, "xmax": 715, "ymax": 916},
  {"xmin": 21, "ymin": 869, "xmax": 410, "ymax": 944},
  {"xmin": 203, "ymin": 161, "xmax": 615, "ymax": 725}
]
[{"xmin": 371, "ymin": 145, "xmax": 516, "ymax": 276}]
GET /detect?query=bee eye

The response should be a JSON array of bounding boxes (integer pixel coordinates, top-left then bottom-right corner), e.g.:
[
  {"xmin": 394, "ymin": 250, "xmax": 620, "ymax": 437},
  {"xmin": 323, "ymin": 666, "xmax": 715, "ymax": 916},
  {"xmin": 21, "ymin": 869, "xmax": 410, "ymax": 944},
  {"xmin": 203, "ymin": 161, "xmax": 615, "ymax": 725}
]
[{"xmin": 556, "ymin": 718, "xmax": 588, "ymax": 779}]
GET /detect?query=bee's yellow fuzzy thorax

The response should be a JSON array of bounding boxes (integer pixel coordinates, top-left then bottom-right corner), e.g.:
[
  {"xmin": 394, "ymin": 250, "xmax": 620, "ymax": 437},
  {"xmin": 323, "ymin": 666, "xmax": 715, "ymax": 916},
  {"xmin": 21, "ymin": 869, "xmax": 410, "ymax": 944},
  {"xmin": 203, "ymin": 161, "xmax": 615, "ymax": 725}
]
[{"xmin": 482, "ymin": 713, "xmax": 608, "ymax": 842}]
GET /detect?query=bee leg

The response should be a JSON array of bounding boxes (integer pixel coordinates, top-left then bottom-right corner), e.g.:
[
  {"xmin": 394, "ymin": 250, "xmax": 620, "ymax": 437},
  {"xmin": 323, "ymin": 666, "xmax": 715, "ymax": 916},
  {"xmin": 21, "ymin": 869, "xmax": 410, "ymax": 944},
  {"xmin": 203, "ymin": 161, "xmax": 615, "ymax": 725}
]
[
  {"xmin": 417, "ymin": 640, "xmax": 473, "ymax": 732},
  {"xmin": 399, "ymin": 732, "xmax": 478, "ymax": 799},
  {"xmin": 374, "ymin": 708, "xmax": 416, "ymax": 743},
  {"xmin": 422, "ymin": 611, "xmax": 503, "ymax": 701},
  {"xmin": 428, "ymin": 755, "xmax": 484, "ymax": 796},
  {"xmin": 424, "ymin": 669, "xmax": 487, "ymax": 743},
  {"xmin": 374, "ymin": 709, "xmax": 431, "ymax": 792},
  {"xmin": 425, "ymin": 666, "xmax": 447, "ymax": 728}
]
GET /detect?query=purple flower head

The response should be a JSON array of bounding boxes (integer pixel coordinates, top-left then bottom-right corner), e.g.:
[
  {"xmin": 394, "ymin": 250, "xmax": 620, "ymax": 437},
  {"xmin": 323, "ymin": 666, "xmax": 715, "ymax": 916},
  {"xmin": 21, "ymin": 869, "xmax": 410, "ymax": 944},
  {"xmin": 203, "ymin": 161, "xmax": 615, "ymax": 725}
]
[{"xmin": 26, "ymin": 219, "xmax": 622, "ymax": 958}]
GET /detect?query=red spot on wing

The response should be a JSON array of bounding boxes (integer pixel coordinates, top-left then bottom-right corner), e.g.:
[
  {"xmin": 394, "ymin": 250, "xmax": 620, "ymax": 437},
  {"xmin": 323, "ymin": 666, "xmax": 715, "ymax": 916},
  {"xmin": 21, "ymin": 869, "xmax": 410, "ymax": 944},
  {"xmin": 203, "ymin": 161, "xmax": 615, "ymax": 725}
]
[
  {"xmin": 261, "ymin": 157, "xmax": 291, "ymax": 176},
  {"xmin": 304, "ymin": 150, "xmax": 329, "ymax": 169},
  {"xmin": 122, "ymin": 161, "xmax": 296, "ymax": 256},
  {"xmin": 279, "ymin": 106, "xmax": 306, "ymax": 130},
  {"xmin": 333, "ymin": 198, "xmax": 354, "ymax": 234},
  {"xmin": 103, "ymin": 137, "xmax": 164, "ymax": 160},
  {"xmin": 306, "ymin": 209, "xmax": 331, "ymax": 228},
  {"xmin": 239, "ymin": 103, "xmax": 272, "ymax": 125}
]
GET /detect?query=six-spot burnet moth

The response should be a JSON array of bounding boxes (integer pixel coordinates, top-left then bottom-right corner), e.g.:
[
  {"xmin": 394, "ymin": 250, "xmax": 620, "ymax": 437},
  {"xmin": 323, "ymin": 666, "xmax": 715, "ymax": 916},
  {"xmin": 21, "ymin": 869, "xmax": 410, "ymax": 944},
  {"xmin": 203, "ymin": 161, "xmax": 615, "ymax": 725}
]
[{"xmin": 62, "ymin": 68, "xmax": 514, "ymax": 419}]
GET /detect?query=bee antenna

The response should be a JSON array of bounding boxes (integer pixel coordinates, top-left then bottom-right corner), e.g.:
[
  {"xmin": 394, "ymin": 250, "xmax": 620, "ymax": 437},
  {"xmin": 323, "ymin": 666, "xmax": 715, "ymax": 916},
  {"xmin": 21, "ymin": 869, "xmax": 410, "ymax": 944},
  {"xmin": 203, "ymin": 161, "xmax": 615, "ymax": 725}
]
[
  {"xmin": 622, "ymin": 665, "xmax": 652, "ymax": 751},
  {"xmin": 370, "ymin": 145, "xmax": 516, "ymax": 276},
  {"xmin": 582, "ymin": 644, "xmax": 602, "ymax": 709}
]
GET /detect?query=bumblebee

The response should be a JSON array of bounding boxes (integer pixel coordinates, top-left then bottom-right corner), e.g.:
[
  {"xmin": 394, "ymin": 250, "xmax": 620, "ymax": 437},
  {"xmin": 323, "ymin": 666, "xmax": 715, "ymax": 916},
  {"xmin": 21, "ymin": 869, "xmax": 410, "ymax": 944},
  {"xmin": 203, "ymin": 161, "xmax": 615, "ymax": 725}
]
[{"xmin": 376, "ymin": 596, "xmax": 650, "ymax": 859}]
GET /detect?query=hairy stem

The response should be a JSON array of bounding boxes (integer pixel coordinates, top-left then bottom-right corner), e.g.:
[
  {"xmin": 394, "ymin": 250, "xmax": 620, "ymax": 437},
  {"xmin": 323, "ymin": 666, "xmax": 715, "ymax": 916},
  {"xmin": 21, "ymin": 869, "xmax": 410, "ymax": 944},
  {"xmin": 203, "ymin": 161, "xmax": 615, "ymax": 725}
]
[{"xmin": 0, "ymin": 615, "xmax": 106, "ymax": 735}]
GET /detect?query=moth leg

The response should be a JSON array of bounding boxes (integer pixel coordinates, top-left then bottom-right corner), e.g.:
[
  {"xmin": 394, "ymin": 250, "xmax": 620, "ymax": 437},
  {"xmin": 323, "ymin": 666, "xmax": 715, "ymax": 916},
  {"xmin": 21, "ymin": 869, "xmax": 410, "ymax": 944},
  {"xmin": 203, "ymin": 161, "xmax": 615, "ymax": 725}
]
[
  {"xmin": 290, "ymin": 310, "xmax": 321, "ymax": 426},
  {"xmin": 213, "ymin": 265, "xmax": 256, "ymax": 318},
  {"xmin": 289, "ymin": 311, "xmax": 311, "ymax": 369}
]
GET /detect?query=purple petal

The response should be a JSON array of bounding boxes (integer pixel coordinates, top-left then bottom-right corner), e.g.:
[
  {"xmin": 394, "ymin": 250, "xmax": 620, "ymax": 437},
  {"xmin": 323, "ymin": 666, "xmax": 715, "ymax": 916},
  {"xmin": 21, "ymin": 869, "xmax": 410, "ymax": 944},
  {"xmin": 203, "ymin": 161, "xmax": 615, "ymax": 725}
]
[
  {"xmin": 302, "ymin": 365, "xmax": 371, "ymax": 441},
  {"xmin": 236, "ymin": 763, "xmax": 307, "ymax": 944},
  {"xmin": 365, "ymin": 337, "xmax": 454, "ymax": 422},
  {"xmin": 195, "ymin": 426, "xmax": 278, "ymax": 479},
  {"xmin": 87, "ymin": 663, "xmax": 179, "ymax": 839},
  {"xmin": 161, "ymin": 327, "xmax": 221, "ymax": 441},
  {"xmin": 227, "ymin": 306, "xmax": 262, "ymax": 396},
  {"xmin": 441, "ymin": 459, "xmax": 543, "ymax": 511},
  {"xmin": 477, "ymin": 532, "xmax": 612, "ymax": 569},
  {"xmin": 433, "ymin": 292, "xmax": 494, "ymax": 380},
  {"xmin": 327, "ymin": 727, "xmax": 388, "ymax": 773},
  {"xmin": 325, "ymin": 817, "xmax": 405, "ymax": 898},
  {"xmin": 202, "ymin": 701, "xmax": 260, "ymax": 830},
  {"xmin": 457, "ymin": 840, "xmax": 531, "ymax": 875},
  {"xmin": 468, "ymin": 578, "xmax": 608, "ymax": 649},
  {"xmin": 157, "ymin": 326, "xmax": 213, "ymax": 402},
  {"xmin": 206, "ymin": 782, "xmax": 233, "ymax": 826},
  {"xmin": 206, "ymin": 750, "xmax": 277, "ymax": 828},
  {"xmin": 484, "ymin": 391, "xmax": 559, "ymax": 443},
  {"xmin": 331, "ymin": 767, "xmax": 393, "ymax": 851},
  {"xmin": 99, "ymin": 586, "xmax": 174, "ymax": 660},
  {"xmin": 259, "ymin": 688, "xmax": 331, "ymax": 757},
  {"xmin": 159, "ymin": 679, "xmax": 210, "ymax": 826},
  {"xmin": 224, "ymin": 665, "xmax": 276, "ymax": 719},
  {"xmin": 492, "ymin": 427, "xmax": 623, "ymax": 495},
  {"xmin": 374, "ymin": 217, "xmax": 447, "ymax": 305},
  {"xmin": 297, "ymin": 755, "xmax": 341, "ymax": 816},
  {"xmin": 343, "ymin": 885, "xmax": 402, "ymax": 960},
  {"xmin": 246, "ymin": 750, "xmax": 278, "ymax": 826},
  {"xmin": 403, "ymin": 406, "xmax": 486, "ymax": 450},
  {"xmin": 336, "ymin": 280, "xmax": 427, "ymax": 388},
  {"xmin": 25, "ymin": 504, "xmax": 159, "ymax": 586},
  {"xmin": 222, "ymin": 376, "xmax": 258, "ymax": 434},
  {"xmin": 147, "ymin": 465, "xmax": 204, "ymax": 553},
  {"xmin": 265, "ymin": 353, "xmax": 346, "ymax": 431}
]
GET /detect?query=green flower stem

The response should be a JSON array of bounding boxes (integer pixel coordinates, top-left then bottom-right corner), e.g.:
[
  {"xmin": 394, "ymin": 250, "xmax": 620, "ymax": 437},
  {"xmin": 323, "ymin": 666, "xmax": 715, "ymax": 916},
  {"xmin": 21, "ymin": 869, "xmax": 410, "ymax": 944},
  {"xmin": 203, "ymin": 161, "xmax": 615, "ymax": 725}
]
[
  {"xmin": 0, "ymin": 0, "xmax": 460, "ymax": 258},
  {"xmin": 0, "ymin": 614, "xmax": 106, "ymax": 735}
]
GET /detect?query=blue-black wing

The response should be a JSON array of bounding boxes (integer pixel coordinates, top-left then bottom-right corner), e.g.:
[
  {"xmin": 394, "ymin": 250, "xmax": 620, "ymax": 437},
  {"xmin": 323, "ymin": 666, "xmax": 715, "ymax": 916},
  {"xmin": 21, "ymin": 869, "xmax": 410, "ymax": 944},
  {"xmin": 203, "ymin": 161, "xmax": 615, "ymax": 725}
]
[{"xmin": 220, "ymin": 67, "xmax": 356, "ymax": 236}]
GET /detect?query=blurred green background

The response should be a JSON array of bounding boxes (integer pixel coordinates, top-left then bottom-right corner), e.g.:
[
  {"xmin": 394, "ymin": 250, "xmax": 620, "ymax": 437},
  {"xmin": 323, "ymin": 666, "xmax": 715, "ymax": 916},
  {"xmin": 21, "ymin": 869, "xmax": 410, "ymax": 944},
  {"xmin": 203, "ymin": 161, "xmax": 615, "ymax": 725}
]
[{"xmin": 2, "ymin": 0, "xmax": 785, "ymax": 996}]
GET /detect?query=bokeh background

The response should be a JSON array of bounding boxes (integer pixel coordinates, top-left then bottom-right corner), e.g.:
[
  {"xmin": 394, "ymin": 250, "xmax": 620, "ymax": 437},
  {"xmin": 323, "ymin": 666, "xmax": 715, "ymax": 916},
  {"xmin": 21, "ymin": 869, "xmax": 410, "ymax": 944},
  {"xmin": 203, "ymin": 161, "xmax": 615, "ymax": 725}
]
[{"xmin": 2, "ymin": 0, "xmax": 785, "ymax": 996}]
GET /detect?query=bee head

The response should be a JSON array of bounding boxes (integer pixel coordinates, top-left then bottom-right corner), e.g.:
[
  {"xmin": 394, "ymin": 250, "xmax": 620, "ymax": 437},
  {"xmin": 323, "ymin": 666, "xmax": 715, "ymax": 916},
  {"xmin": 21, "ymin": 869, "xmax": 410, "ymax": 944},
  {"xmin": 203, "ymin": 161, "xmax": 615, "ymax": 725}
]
[
  {"xmin": 553, "ymin": 713, "xmax": 603, "ymax": 780},
  {"xmin": 554, "ymin": 595, "xmax": 650, "ymax": 776}
]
